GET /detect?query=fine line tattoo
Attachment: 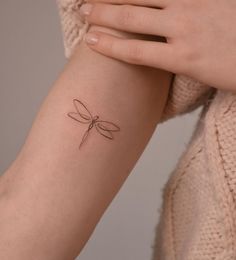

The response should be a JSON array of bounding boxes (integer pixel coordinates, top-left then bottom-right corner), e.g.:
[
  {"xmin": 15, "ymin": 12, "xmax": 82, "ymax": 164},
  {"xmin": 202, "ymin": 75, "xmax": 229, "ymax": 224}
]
[{"xmin": 67, "ymin": 99, "xmax": 121, "ymax": 149}]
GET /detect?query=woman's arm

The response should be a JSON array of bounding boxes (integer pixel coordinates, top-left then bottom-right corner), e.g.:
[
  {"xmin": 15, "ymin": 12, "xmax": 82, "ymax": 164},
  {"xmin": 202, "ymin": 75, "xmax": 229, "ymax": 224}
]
[{"xmin": 0, "ymin": 25, "xmax": 171, "ymax": 260}]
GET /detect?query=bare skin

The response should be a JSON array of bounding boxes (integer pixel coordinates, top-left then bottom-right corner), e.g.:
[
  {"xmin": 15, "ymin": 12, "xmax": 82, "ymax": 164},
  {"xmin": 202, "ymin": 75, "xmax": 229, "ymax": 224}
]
[
  {"xmin": 80, "ymin": 0, "xmax": 236, "ymax": 91},
  {"xmin": 0, "ymin": 24, "xmax": 172, "ymax": 260},
  {"xmin": 67, "ymin": 98, "xmax": 121, "ymax": 149}
]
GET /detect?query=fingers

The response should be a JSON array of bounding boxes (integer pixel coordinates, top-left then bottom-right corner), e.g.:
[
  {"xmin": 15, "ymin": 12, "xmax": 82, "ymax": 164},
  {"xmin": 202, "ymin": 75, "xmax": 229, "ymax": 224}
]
[
  {"xmin": 86, "ymin": 0, "xmax": 169, "ymax": 9},
  {"xmin": 84, "ymin": 31, "xmax": 183, "ymax": 73},
  {"xmin": 80, "ymin": 3, "xmax": 174, "ymax": 38}
]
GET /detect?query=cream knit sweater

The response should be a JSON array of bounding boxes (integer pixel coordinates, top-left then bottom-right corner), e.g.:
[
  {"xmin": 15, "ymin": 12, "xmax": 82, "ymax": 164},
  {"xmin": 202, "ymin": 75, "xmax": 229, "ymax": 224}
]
[{"xmin": 57, "ymin": 1, "xmax": 236, "ymax": 259}]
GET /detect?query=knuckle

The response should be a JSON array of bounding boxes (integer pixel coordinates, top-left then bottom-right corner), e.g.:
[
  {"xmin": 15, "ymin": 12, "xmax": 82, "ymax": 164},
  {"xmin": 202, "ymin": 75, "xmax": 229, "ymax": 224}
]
[
  {"xmin": 89, "ymin": 3, "xmax": 104, "ymax": 22},
  {"xmin": 177, "ymin": 44, "xmax": 198, "ymax": 73},
  {"xmin": 176, "ymin": 17, "xmax": 191, "ymax": 36},
  {"xmin": 125, "ymin": 43, "xmax": 144, "ymax": 64},
  {"xmin": 105, "ymin": 38, "xmax": 116, "ymax": 55},
  {"xmin": 118, "ymin": 5, "xmax": 134, "ymax": 27},
  {"xmin": 175, "ymin": 13, "xmax": 198, "ymax": 37},
  {"xmin": 184, "ymin": 47, "xmax": 198, "ymax": 64},
  {"xmin": 180, "ymin": 0, "xmax": 203, "ymax": 10},
  {"xmin": 179, "ymin": 0, "xmax": 192, "ymax": 8}
]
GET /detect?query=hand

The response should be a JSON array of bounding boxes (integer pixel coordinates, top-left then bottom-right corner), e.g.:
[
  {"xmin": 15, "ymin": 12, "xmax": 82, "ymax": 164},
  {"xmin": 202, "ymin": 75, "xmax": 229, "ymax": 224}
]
[{"xmin": 79, "ymin": 0, "xmax": 236, "ymax": 91}]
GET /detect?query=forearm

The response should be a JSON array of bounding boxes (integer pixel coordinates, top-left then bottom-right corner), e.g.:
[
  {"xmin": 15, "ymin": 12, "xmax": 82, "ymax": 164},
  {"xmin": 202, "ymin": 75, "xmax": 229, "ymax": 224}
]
[{"xmin": 0, "ymin": 26, "xmax": 171, "ymax": 259}]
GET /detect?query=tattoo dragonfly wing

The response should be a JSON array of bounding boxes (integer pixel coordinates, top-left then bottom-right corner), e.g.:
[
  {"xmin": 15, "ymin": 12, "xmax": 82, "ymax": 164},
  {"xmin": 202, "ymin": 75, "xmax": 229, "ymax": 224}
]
[
  {"xmin": 95, "ymin": 120, "xmax": 120, "ymax": 139},
  {"xmin": 68, "ymin": 99, "xmax": 93, "ymax": 124}
]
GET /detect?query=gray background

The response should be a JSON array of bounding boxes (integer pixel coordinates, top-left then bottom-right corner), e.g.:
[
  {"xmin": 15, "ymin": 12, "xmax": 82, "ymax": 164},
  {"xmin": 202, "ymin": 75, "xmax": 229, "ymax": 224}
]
[{"xmin": 0, "ymin": 1, "xmax": 200, "ymax": 259}]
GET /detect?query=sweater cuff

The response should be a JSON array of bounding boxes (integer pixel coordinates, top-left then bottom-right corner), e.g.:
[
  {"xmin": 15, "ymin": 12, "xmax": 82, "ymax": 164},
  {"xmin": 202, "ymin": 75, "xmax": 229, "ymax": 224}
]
[
  {"xmin": 57, "ymin": 0, "xmax": 89, "ymax": 58},
  {"xmin": 160, "ymin": 74, "xmax": 214, "ymax": 123}
]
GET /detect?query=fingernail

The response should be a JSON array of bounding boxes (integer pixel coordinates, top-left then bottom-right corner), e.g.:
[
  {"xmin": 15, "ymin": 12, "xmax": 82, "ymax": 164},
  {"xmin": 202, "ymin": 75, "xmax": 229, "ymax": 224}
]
[
  {"xmin": 85, "ymin": 33, "xmax": 99, "ymax": 45},
  {"xmin": 80, "ymin": 3, "xmax": 93, "ymax": 16}
]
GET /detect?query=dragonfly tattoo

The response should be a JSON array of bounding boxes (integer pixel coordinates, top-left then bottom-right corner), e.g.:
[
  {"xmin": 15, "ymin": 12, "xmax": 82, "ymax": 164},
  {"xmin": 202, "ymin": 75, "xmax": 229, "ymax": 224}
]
[{"xmin": 67, "ymin": 99, "xmax": 121, "ymax": 149}]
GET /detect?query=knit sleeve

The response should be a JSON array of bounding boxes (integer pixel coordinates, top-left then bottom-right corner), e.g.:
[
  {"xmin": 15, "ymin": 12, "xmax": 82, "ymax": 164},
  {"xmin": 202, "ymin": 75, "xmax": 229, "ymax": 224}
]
[
  {"xmin": 160, "ymin": 74, "xmax": 214, "ymax": 122},
  {"xmin": 57, "ymin": 0, "xmax": 90, "ymax": 58},
  {"xmin": 56, "ymin": 0, "xmax": 214, "ymax": 121}
]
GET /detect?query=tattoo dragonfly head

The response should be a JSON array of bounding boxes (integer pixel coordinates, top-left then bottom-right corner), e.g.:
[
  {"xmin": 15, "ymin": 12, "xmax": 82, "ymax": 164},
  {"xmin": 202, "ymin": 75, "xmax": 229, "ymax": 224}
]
[{"xmin": 93, "ymin": 115, "xmax": 99, "ymax": 121}]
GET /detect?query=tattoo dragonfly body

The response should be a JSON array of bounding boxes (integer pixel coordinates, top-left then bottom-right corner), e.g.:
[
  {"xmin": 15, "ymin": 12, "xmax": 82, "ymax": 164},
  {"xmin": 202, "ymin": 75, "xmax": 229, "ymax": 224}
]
[{"xmin": 67, "ymin": 99, "xmax": 121, "ymax": 149}]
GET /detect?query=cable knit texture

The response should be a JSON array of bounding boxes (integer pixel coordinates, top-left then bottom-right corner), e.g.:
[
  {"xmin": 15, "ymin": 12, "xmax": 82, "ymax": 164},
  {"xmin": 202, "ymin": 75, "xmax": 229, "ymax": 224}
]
[{"xmin": 56, "ymin": 1, "xmax": 236, "ymax": 259}]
